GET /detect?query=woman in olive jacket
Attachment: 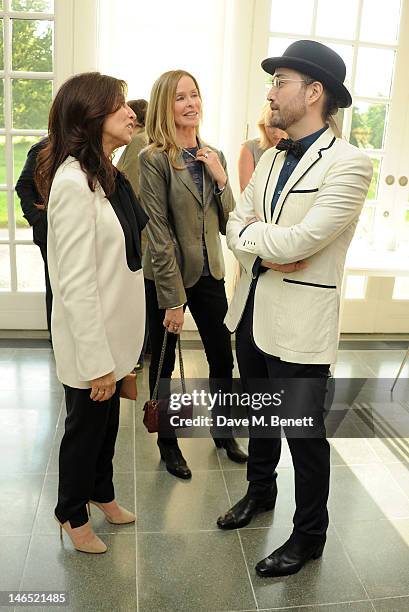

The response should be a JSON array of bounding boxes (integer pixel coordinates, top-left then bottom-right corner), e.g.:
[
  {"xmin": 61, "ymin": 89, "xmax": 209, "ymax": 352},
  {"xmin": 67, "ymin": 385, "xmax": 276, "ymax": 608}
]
[{"xmin": 139, "ymin": 69, "xmax": 247, "ymax": 479}]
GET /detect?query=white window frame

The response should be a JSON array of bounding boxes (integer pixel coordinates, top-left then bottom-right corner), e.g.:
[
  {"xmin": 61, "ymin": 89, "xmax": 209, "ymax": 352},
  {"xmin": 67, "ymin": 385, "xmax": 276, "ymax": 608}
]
[{"xmin": 0, "ymin": 0, "xmax": 99, "ymax": 329}]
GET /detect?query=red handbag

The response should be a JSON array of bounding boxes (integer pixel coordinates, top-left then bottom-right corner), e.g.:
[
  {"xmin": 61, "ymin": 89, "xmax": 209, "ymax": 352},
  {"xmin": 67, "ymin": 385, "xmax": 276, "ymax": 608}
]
[{"xmin": 143, "ymin": 331, "xmax": 192, "ymax": 433}]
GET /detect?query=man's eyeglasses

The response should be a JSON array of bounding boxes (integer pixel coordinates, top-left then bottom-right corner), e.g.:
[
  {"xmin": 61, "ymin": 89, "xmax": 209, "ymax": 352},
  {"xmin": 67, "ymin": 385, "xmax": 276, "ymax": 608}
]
[{"xmin": 269, "ymin": 75, "xmax": 310, "ymax": 89}]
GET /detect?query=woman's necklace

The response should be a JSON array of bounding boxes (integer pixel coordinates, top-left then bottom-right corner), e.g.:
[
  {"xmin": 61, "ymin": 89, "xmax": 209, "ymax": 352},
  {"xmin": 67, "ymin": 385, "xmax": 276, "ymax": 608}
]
[
  {"xmin": 181, "ymin": 146, "xmax": 205, "ymax": 202},
  {"xmin": 182, "ymin": 147, "xmax": 197, "ymax": 160}
]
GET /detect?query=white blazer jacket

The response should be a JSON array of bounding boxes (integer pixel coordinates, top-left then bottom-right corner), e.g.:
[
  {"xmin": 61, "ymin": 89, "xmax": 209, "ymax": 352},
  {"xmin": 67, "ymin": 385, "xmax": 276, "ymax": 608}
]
[
  {"xmin": 225, "ymin": 127, "xmax": 373, "ymax": 365},
  {"xmin": 47, "ymin": 157, "xmax": 145, "ymax": 388}
]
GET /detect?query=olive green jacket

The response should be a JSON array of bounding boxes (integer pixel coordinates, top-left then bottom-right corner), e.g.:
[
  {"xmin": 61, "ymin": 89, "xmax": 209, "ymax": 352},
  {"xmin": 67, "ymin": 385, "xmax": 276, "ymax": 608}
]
[
  {"xmin": 117, "ymin": 128, "xmax": 147, "ymax": 197},
  {"xmin": 139, "ymin": 142, "xmax": 235, "ymax": 309}
]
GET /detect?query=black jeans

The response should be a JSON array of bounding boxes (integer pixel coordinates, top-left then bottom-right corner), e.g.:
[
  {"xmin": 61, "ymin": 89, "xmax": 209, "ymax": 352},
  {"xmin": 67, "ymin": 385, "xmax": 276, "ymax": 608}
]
[
  {"xmin": 38, "ymin": 241, "xmax": 52, "ymax": 337},
  {"xmin": 55, "ymin": 381, "xmax": 122, "ymax": 528},
  {"xmin": 236, "ymin": 287, "xmax": 330, "ymax": 538},
  {"xmin": 145, "ymin": 276, "xmax": 234, "ymax": 443}
]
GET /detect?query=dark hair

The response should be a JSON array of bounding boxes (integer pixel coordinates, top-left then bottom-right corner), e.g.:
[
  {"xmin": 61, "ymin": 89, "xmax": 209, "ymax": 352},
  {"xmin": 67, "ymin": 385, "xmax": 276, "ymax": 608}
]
[
  {"xmin": 35, "ymin": 72, "xmax": 127, "ymax": 204},
  {"xmin": 300, "ymin": 72, "xmax": 339, "ymax": 122},
  {"xmin": 322, "ymin": 89, "xmax": 339, "ymax": 122},
  {"xmin": 127, "ymin": 99, "xmax": 148, "ymax": 127}
]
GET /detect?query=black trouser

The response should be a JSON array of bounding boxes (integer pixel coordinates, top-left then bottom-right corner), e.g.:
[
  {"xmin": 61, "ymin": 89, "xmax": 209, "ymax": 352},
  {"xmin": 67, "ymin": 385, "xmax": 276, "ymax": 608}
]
[
  {"xmin": 38, "ymin": 241, "xmax": 52, "ymax": 336},
  {"xmin": 145, "ymin": 276, "xmax": 234, "ymax": 443},
  {"xmin": 54, "ymin": 381, "xmax": 122, "ymax": 528},
  {"xmin": 236, "ymin": 287, "xmax": 330, "ymax": 538}
]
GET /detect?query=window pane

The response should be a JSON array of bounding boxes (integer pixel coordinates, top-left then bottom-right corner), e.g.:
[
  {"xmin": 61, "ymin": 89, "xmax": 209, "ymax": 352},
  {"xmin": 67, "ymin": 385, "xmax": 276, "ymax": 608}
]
[
  {"xmin": 13, "ymin": 135, "xmax": 39, "ymax": 182},
  {"xmin": 366, "ymin": 158, "xmax": 381, "ymax": 201},
  {"xmin": 0, "ymin": 79, "xmax": 4, "ymax": 128},
  {"xmin": 316, "ymin": 0, "xmax": 359, "ymax": 40},
  {"xmin": 12, "ymin": 79, "xmax": 52, "ymax": 129},
  {"xmin": 16, "ymin": 244, "xmax": 44, "ymax": 291},
  {"xmin": 0, "ymin": 135, "xmax": 5, "ymax": 186},
  {"xmin": 268, "ymin": 36, "xmax": 296, "ymax": 60},
  {"xmin": 355, "ymin": 48, "xmax": 395, "ymax": 98},
  {"xmin": 270, "ymin": 0, "xmax": 314, "ymax": 35},
  {"xmin": 0, "ymin": 20, "xmax": 3, "ymax": 71},
  {"xmin": 360, "ymin": 0, "xmax": 401, "ymax": 45},
  {"xmin": 0, "ymin": 191, "xmax": 8, "ymax": 239},
  {"xmin": 355, "ymin": 206, "xmax": 375, "ymax": 244},
  {"xmin": 344, "ymin": 275, "xmax": 367, "ymax": 299},
  {"xmin": 14, "ymin": 193, "xmax": 31, "ymax": 239},
  {"xmin": 350, "ymin": 102, "xmax": 387, "ymax": 150},
  {"xmin": 0, "ymin": 244, "xmax": 10, "ymax": 290},
  {"xmin": 12, "ymin": 20, "xmax": 53, "ymax": 72},
  {"xmin": 12, "ymin": 0, "xmax": 53, "ymax": 11}
]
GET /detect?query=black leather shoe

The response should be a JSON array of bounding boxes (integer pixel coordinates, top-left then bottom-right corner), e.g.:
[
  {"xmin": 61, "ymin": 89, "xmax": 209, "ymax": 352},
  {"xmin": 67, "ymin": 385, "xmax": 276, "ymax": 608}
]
[
  {"xmin": 217, "ymin": 491, "xmax": 277, "ymax": 530},
  {"xmin": 255, "ymin": 533, "xmax": 326, "ymax": 577},
  {"xmin": 157, "ymin": 442, "xmax": 192, "ymax": 480},
  {"xmin": 213, "ymin": 437, "xmax": 248, "ymax": 463}
]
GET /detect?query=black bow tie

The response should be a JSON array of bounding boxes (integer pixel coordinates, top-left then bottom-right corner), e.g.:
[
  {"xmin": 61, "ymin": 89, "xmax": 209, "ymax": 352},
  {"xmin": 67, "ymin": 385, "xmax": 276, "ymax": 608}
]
[{"xmin": 276, "ymin": 138, "xmax": 305, "ymax": 160}]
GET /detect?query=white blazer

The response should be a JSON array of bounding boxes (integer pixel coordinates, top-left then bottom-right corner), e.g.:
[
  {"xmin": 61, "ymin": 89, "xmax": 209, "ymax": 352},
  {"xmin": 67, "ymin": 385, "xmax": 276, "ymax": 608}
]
[
  {"xmin": 225, "ymin": 128, "xmax": 373, "ymax": 365},
  {"xmin": 47, "ymin": 157, "xmax": 145, "ymax": 388}
]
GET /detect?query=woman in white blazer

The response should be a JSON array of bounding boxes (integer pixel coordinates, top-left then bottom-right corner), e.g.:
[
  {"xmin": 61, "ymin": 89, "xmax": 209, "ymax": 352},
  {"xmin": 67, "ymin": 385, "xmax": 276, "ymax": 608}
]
[{"xmin": 35, "ymin": 73, "xmax": 148, "ymax": 554}]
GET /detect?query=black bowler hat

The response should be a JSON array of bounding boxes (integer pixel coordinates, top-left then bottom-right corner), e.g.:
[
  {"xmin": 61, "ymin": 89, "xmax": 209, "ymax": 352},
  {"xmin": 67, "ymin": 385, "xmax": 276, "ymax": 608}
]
[{"xmin": 262, "ymin": 40, "xmax": 352, "ymax": 108}]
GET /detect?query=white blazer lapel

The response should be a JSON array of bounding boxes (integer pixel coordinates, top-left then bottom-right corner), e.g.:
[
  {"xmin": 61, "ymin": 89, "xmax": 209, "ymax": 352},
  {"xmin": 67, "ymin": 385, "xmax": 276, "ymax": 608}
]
[
  {"xmin": 262, "ymin": 151, "xmax": 285, "ymax": 223},
  {"xmin": 271, "ymin": 128, "xmax": 337, "ymax": 224}
]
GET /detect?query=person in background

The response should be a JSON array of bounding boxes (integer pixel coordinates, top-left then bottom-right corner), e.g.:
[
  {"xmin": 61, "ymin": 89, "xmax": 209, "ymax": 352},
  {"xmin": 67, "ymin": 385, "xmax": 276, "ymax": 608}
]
[
  {"xmin": 35, "ymin": 72, "xmax": 148, "ymax": 554},
  {"xmin": 238, "ymin": 104, "xmax": 287, "ymax": 192},
  {"xmin": 16, "ymin": 137, "xmax": 52, "ymax": 339},
  {"xmin": 139, "ymin": 69, "xmax": 248, "ymax": 480},
  {"xmin": 117, "ymin": 99, "xmax": 149, "ymax": 370},
  {"xmin": 117, "ymin": 99, "xmax": 148, "ymax": 197}
]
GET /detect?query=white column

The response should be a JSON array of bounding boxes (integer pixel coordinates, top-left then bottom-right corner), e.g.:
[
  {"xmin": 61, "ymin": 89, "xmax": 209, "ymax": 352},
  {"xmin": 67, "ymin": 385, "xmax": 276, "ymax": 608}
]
[{"xmin": 54, "ymin": 0, "xmax": 99, "ymax": 90}]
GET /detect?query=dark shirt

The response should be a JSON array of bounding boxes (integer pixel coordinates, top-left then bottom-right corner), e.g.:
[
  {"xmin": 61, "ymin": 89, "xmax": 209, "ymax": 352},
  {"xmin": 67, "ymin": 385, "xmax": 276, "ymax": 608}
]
[
  {"xmin": 271, "ymin": 125, "xmax": 328, "ymax": 216},
  {"xmin": 107, "ymin": 171, "xmax": 149, "ymax": 272},
  {"xmin": 15, "ymin": 137, "xmax": 48, "ymax": 246},
  {"xmin": 182, "ymin": 147, "xmax": 210, "ymax": 276},
  {"xmin": 247, "ymin": 125, "xmax": 328, "ymax": 279}
]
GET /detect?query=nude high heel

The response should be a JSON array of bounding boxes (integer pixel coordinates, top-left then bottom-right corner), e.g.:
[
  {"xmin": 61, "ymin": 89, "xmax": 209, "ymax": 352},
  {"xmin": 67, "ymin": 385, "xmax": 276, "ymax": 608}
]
[
  {"xmin": 88, "ymin": 500, "xmax": 136, "ymax": 525},
  {"xmin": 54, "ymin": 516, "xmax": 107, "ymax": 553}
]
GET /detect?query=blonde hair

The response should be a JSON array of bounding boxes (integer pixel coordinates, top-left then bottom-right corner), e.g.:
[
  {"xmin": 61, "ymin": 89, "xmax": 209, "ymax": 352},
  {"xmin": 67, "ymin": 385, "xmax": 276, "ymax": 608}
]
[
  {"xmin": 145, "ymin": 69, "xmax": 202, "ymax": 169},
  {"xmin": 257, "ymin": 103, "xmax": 274, "ymax": 150}
]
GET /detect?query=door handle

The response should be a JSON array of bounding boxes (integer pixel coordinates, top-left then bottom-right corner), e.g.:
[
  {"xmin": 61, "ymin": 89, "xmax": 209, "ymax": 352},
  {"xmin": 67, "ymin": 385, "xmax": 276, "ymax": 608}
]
[
  {"xmin": 385, "ymin": 175, "xmax": 395, "ymax": 185},
  {"xmin": 398, "ymin": 176, "xmax": 408, "ymax": 186}
]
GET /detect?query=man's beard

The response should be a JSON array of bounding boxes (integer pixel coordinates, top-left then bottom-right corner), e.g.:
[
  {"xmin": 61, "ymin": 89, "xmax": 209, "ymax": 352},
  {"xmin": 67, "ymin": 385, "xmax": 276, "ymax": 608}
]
[{"xmin": 270, "ymin": 95, "xmax": 306, "ymax": 131}]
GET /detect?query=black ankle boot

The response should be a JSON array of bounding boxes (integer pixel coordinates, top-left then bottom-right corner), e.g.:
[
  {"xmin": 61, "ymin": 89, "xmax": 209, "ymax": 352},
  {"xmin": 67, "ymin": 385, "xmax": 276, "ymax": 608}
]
[
  {"xmin": 255, "ymin": 532, "xmax": 326, "ymax": 577},
  {"xmin": 213, "ymin": 437, "xmax": 248, "ymax": 463},
  {"xmin": 157, "ymin": 441, "xmax": 192, "ymax": 480}
]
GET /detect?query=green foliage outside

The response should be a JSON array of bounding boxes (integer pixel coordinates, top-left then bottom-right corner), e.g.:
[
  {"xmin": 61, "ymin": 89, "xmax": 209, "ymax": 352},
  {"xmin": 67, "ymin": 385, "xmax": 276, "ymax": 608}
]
[
  {"xmin": 0, "ymin": 8, "xmax": 52, "ymax": 231},
  {"xmin": 0, "ymin": 15, "xmax": 53, "ymax": 129},
  {"xmin": 350, "ymin": 104, "xmax": 386, "ymax": 150},
  {"xmin": 367, "ymin": 158, "xmax": 380, "ymax": 201},
  {"xmin": 0, "ymin": 137, "xmax": 40, "ymax": 230},
  {"xmin": 12, "ymin": 1, "xmax": 52, "ymax": 12}
]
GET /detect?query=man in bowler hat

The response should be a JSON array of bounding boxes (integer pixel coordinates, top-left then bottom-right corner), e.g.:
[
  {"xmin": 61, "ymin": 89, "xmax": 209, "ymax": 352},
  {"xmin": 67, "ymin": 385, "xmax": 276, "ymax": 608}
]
[{"xmin": 217, "ymin": 40, "xmax": 373, "ymax": 577}]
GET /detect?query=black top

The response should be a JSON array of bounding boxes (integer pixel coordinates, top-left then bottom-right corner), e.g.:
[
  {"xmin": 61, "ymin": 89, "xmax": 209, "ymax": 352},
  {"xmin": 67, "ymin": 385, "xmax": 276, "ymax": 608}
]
[
  {"xmin": 108, "ymin": 171, "xmax": 149, "ymax": 272},
  {"xmin": 15, "ymin": 137, "xmax": 48, "ymax": 246}
]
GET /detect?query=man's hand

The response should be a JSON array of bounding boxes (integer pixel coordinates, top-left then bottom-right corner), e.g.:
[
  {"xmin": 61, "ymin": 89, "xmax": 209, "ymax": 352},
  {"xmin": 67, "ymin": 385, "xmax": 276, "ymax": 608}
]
[
  {"xmin": 90, "ymin": 371, "xmax": 116, "ymax": 402},
  {"xmin": 261, "ymin": 259, "xmax": 308, "ymax": 273}
]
